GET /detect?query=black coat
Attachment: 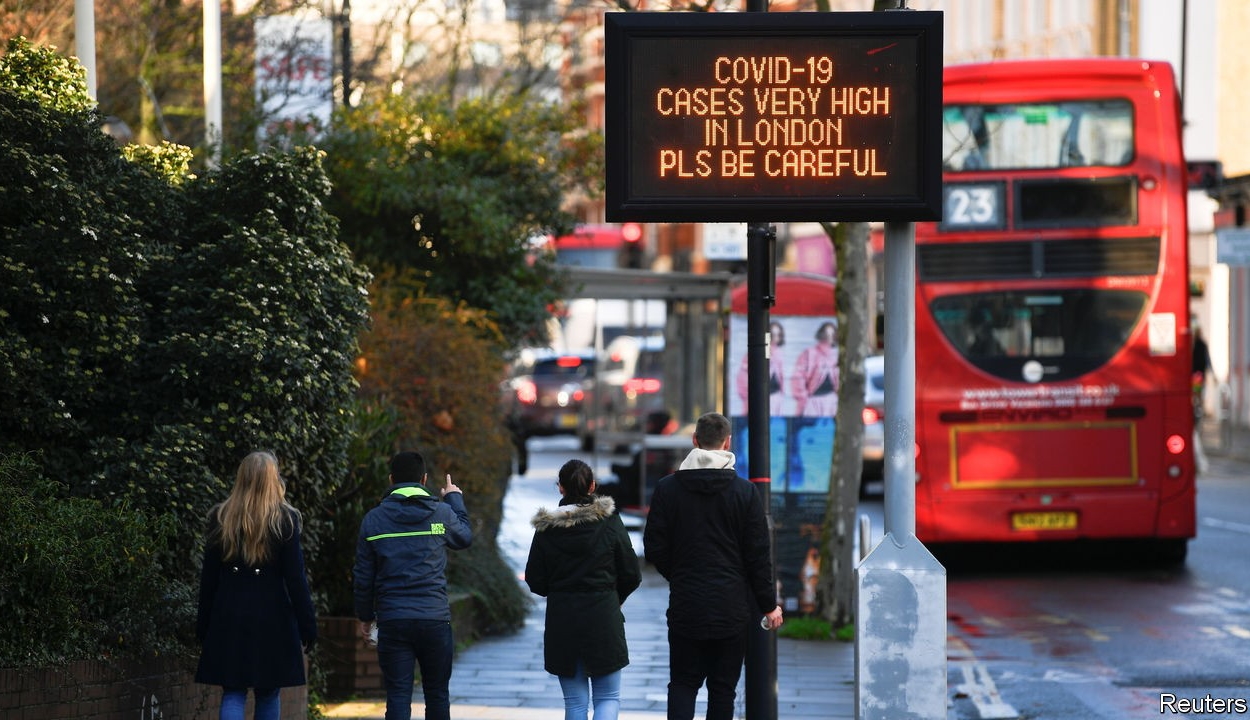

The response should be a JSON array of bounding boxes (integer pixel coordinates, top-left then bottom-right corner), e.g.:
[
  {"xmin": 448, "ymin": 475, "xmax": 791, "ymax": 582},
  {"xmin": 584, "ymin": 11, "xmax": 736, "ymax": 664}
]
[
  {"xmin": 525, "ymin": 495, "xmax": 641, "ymax": 678},
  {"xmin": 643, "ymin": 466, "xmax": 775, "ymax": 639},
  {"xmin": 195, "ymin": 507, "xmax": 317, "ymax": 688}
]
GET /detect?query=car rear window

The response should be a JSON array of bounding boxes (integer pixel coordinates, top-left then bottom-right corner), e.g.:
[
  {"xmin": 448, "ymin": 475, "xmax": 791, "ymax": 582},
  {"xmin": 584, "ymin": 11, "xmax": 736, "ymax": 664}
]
[
  {"xmin": 636, "ymin": 351, "xmax": 664, "ymax": 376},
  {"xmin": 533, "ymin": 357, "xmax": 595, "ymax": 378}
]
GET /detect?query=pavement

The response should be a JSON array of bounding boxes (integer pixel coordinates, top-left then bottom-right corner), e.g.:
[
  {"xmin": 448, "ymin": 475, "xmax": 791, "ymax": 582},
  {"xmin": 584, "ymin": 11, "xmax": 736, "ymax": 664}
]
[
  {"xmin": 320, "ymin": 563, "xmax": 854, "ymax": 720},
  {"xmin": 319, "ymin": 418, "xmax": 1248, "ymax": 720},
  {"xmin": 1198, "ymin": 413, "xmax": 1250, "ymax": 466},
  {"xmin": 319, "ymin": 443, "xmax": 857, "ymax": 720}
]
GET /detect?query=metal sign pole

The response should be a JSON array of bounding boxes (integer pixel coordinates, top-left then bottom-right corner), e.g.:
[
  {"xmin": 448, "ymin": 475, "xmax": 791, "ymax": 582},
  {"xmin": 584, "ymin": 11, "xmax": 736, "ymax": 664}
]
[
  {"xmin": 743, "ymin": 1, "xmax": 777, "ymax": 715},
  {"xmin": 744, "ymin": 221, "xmax": 778, "ymax": 720}
]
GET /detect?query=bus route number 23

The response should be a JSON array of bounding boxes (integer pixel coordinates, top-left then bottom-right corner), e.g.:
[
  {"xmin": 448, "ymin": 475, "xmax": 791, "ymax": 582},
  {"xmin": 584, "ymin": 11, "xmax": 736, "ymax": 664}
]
[{"xmin": 942, "ymin": 183, "xmax": 1004, "ymax": 230}]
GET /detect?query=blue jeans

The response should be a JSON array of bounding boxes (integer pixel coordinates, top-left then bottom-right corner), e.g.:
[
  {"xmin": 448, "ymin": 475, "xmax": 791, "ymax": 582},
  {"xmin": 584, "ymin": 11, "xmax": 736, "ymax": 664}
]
[
  {"xmin": 377, "ymin": 619, "xmax": 454, "ymax": 720},
  {"xmin": 219, "ymin": 687, "xmax": 279, "ymax": 720},
  {"xmin": 557, "ymin": 663, "xmax": 621, "ymax": 720},
  {"xmin": 666, "ymin": 630, "xmax": 746, "ymax": 720}
]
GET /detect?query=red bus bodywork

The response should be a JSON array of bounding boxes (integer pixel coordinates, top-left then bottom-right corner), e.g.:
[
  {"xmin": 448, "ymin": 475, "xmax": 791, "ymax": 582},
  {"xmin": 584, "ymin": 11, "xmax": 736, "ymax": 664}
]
[{"xmin": 912, "ymin": 59, "xmax": 1195, "ymax": 559}]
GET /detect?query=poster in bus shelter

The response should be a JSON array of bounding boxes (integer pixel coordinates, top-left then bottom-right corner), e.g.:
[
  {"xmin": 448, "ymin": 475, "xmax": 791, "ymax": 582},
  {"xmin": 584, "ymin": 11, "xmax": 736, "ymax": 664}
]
[{"xmin": 727, "ymin": 314, "xmax": 838, "ymax": 615}]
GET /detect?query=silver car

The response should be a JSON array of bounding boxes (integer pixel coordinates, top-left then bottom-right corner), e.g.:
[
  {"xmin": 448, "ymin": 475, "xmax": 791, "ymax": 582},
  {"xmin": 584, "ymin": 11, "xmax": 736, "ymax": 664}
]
[{"xmin": 862, "ymin": 354, "xmax": 886, "ymax": 482}]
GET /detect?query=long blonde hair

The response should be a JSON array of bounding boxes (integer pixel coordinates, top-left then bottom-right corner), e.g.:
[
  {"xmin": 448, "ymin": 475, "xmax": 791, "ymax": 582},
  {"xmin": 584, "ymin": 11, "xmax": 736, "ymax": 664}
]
[{"xmin": 210, "ymin": 451, "xmax": 299, "ymax": 566}]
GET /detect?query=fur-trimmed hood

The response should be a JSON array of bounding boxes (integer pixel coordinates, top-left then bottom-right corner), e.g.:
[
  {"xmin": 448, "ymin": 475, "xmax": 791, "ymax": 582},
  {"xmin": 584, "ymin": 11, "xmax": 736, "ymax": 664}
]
[
  {"xmin": 523, "ymin": 492, "xmax": 640, "ymax": 679},
  {"xmin": 530, "ymin": 495, "xmax": 616, "ymax": 532}
]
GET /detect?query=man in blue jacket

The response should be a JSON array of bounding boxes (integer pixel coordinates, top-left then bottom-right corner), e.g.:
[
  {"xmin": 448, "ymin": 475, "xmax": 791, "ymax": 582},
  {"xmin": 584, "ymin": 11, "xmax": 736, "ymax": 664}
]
[
  {"xmin": 644, "ymin": 412, "xmax": 783, "ymax": 720},
  {"xmin": 355, "ymin": 450, "xmax": 473, "ymax": 720}
]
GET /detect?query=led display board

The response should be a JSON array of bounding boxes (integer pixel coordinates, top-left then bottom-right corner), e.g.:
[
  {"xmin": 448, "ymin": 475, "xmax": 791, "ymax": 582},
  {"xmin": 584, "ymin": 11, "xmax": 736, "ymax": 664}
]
[{"xmin": 605, "ymin": 11, "xmax": 943, "ymax": 223}]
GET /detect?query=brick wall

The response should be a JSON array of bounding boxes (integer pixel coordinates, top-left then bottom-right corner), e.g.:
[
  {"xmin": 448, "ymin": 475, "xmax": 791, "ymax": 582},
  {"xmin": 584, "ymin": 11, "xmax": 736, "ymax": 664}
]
[
  {"xmin": 0, "ymin": 659, "xmax": 307, "ymax": 720},
  {"xmin": 319, "ymin": 616, "xmax": 385, "ymax": 698},
  {"xmin": 1, "ymin": 594, "xmax": 484, "ymax": 715}
]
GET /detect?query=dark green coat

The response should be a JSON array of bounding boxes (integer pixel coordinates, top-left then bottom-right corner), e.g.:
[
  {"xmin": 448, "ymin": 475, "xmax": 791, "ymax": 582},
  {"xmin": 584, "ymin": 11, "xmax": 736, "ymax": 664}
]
[{"xmin": 524, "ymin": 495, "xmax": 641, "ymax": 677}]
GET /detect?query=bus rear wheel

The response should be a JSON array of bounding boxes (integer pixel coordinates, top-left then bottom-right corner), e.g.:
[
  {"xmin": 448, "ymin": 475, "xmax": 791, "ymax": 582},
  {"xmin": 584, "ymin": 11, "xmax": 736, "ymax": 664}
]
[{"xmin": 1152, "ymin": 538, "xmax": 1188, "ymax": 567}]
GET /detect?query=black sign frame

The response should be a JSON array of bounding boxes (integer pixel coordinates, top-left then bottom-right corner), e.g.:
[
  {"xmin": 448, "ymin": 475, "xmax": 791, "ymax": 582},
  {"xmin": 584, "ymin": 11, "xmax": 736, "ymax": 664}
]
[{"xmin": 605, "ymin": 11, "xmax": 943, "ymax": 223}]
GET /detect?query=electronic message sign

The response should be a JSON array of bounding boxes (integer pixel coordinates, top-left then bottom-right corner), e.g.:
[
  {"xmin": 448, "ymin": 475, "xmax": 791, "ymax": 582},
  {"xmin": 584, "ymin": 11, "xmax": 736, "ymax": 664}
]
[{"xmin": 605, "ymin": 11, "xmax": 943, "ymax": 223}]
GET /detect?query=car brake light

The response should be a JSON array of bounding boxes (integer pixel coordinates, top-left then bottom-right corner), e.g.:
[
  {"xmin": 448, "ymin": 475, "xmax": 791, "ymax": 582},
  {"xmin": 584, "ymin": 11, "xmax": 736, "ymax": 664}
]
[
  {"xmin": 862, "ymin": 407, "xmax": 881, "ymax": 425},
  {"xmin": 624, "ymin": 378, "xmax": 662, "ymax": 395},
  {"xmin": 516, "ymin": 380, "xmax": 537, "ymax": 405},
  {"xmin": 556, "ymin": 356, "xmax": 582, "ymax": 368},
  {"xmin": 573, "ymin": 389, "xmax": 585, "ymax": 402}
]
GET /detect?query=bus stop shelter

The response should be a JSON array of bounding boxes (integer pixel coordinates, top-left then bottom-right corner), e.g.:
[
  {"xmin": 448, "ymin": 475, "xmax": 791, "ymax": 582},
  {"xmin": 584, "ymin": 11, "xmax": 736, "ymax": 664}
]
[{"xmin": 562, "ymin": 266, "xmax": 736, "ymax": 502}]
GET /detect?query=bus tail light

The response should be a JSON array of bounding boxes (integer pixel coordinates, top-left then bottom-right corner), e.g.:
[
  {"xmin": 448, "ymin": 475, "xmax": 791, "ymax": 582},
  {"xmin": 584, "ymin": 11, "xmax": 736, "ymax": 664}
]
[
  {"xmin": 1165, "ymin": 433, "xmax": 1186, "ymax": 455},
  {"xmin": 1165, "ymin": 432, "xmax": 1188, "ymax": 478},
  {"xmin": 862, "ymin": 406, "xmax": 882, "ymax": 425}
]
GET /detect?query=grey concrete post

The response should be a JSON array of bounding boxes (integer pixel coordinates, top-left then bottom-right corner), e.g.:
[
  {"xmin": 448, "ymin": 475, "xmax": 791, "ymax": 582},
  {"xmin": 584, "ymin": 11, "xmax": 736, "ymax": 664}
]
[
  {"xmin": 882, "ymin": 220, "xmax": 916, "ymax": 537},
  {"xmin": 854, "ymin": 221, "xmax": 946, "ymax": 719}
]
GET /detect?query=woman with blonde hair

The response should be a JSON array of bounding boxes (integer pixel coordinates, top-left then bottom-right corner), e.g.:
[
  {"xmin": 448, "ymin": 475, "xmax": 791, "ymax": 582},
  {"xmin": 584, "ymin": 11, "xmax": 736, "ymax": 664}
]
[{"xmin": 196, "ymin": 451, "xmax": 317, "ymax": 720}]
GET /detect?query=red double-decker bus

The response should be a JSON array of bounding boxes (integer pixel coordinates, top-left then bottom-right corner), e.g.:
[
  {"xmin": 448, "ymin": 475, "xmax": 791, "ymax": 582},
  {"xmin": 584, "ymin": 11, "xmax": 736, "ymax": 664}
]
[{"xmin": 912, "ymin": 58, "xmax": 1195, "ymax": 563}]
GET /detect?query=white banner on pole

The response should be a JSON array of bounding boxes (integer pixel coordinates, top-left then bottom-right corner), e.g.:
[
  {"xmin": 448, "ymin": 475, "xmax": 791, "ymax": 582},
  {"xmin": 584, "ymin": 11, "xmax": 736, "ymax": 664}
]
[
  {"xmin": 254, "ymin": 15, "xmax": 334, "ymax": 143},
  {"xmin": 702, "ymin": 223, "xmax": 748, "ymax": 261}
]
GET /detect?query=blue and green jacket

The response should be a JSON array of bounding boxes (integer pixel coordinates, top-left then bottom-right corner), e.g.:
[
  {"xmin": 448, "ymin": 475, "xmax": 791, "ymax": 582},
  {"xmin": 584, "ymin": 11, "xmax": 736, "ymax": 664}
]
[{"xmin": 354, "ymin": 483, "xmax": 472, "ymax": 623}]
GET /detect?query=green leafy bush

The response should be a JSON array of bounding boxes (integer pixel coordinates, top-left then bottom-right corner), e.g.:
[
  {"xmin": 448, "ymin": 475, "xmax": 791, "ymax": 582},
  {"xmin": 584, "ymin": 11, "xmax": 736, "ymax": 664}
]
[
  {"xmin": 355, "ymin": 271, "xmax": 529, "ymax": 633},
  {"xmin": 0, "ymin": 37, "xmax": 92, "ymax": 115},
  {"xmin": 1, "ymin": 36, "xmax": 372, "ymax": 668},
  {"xmin": 777, "ymin": 615, "xmax": 834, "ymax": 641},
  {"xmin": 0, "ymin": 452, "xmax": 191, "ymax": 667},
  {"xmin": 311, "ymin": 397, "xmax": 400, "ymax": 616},
  {"xmin": 320, "ymin": 92, "xmax": 599, "ymax": 347}
]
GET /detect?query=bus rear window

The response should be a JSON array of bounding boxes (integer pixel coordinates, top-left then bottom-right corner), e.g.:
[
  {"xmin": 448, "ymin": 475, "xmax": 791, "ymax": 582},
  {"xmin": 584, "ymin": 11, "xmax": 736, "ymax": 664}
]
[
  {"xmin": 943, "ymin": 100, "xmax": 1134, "ymax": 171},
  {"xmin": 929, "ymin": 289, "xmax": 1148, "ymax": 381}
]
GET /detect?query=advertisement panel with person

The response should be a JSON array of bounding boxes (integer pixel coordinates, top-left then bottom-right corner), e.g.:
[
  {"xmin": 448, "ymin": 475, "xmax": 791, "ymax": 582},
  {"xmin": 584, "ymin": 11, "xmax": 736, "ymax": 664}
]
[{"xmin": 728, "ymin": 274, "xmax": 837, "ymax": 615}]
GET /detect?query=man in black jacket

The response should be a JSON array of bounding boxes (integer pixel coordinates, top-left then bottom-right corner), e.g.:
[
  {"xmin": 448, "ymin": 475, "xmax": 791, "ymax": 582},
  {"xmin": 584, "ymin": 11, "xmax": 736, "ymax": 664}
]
[
  {"xmin": 643, "ymin": 412, "xmax": 783, "ymax": 720},
  {"xmin": 354, "ymin": 451, "xmax": 472, "ymax": 720}
]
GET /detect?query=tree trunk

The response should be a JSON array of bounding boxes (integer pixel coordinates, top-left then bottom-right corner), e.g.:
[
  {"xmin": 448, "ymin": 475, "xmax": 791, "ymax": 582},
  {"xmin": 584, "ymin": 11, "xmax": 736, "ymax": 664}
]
[{"xmin": 816, "ymin": 221, "xmax": 870, "ymax": 628}]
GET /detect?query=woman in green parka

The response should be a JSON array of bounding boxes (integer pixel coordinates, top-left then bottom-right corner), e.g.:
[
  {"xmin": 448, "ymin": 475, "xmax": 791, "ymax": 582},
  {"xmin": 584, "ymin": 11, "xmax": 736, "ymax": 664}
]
[{"xmin": 525, "ymin": 459, "xmax": 642, "ymax": 720}]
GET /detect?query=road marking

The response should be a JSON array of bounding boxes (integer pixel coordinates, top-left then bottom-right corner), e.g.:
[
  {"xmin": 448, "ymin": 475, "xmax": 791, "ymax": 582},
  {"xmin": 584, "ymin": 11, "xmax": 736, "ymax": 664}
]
[
  {"xmin": 1040, "ymin": 669, "xmax": 1109, "ymax": 684},
  {"xmin": 1225, "ymin": 625, "xmax": 1250, "ymax": 640},
  {"xmin": 950, "ymin": 637, "xmax": 1020, "ymax": 719},
  {"xmin": 1037, "ymin": 614, "xmax": 1070, "ymax": 626},
  {"xmin": 1201, "ymin": 516, "xmax": 1250, "ymax": 535},
  {"xmin": 1083, "ymin": 628, "xmax": 1110, "ymax": 642}
]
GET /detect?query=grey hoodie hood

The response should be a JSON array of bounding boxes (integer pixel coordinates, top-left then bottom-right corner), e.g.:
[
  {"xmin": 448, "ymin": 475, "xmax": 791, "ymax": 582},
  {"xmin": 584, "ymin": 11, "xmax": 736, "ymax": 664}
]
[{"xmin": 678, "ymin": 447, "xmax": 736, "ymax": 471}]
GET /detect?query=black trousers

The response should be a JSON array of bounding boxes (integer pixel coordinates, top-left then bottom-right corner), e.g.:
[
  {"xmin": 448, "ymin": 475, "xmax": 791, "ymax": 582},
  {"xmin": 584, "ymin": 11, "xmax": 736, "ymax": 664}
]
[{"xmin": 666, "ymin": 628, "xmax": 747, "ymax": 720}]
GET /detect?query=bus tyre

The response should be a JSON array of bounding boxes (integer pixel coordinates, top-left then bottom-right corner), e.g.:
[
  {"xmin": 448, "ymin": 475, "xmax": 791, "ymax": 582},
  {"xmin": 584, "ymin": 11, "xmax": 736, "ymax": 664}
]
[{"xmin": 1154, "ymin": 539, "xmax": 1188, "ymax": 567}]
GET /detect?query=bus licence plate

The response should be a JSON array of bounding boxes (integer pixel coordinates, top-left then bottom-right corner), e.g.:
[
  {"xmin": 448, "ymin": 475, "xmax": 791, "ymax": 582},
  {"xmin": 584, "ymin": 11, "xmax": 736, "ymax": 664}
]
[{"xmin": 1011, "ymin": 511, "xmax": 1077, "ymax": 531}]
